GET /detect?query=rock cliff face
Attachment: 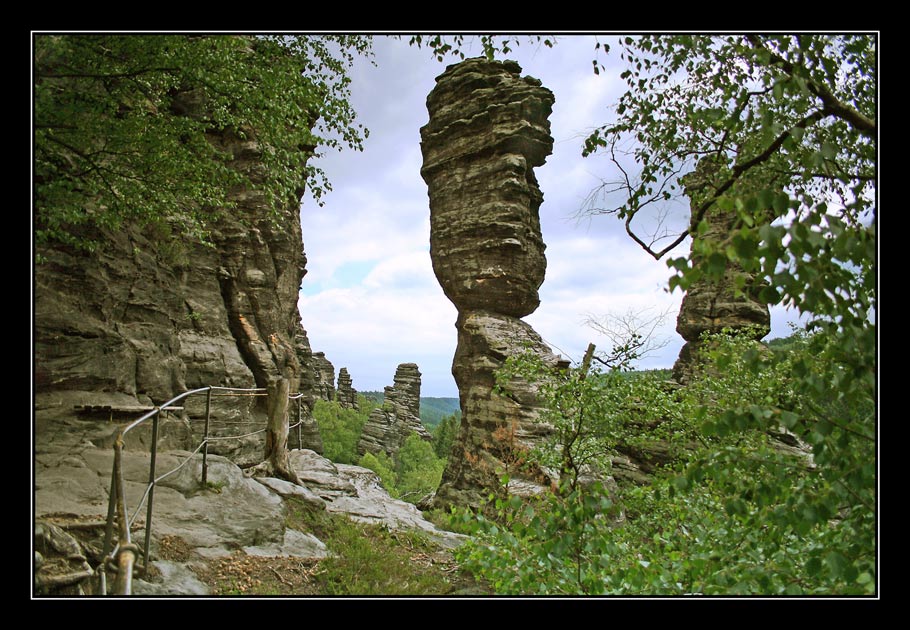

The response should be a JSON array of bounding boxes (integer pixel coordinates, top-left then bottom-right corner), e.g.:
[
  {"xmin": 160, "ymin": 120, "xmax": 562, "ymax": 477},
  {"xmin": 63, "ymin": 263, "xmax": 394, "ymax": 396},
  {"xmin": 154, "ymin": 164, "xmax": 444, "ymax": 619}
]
[
  {"xmin": 671, "ymin": 162, "xmax": 771, "ymax": 384},
  {"xmin": 336, "ymin": 367, "xmax": 358, "ymax": 409},
  {"xmin": 292, "ymin": 330, "xmax": 325, "ymax": 454},
  {"xmin": 311, "ymin": 352, "xmax": 336, "ymax": 402},
  {"xmin": 420, "ymin": 58, "xmax": 563, "ymax": 510},
  {"xmin": 35, "ymin": 101, "xmax": 323, "ymax": 462},
  {"xmin": 357, "ymin": 363, "xmax": 431, "ymax": 459}
]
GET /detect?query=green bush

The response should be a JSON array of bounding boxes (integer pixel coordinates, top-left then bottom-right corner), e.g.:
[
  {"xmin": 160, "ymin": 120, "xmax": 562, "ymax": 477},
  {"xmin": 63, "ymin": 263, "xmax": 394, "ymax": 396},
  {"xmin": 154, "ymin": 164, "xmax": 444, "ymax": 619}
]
[
  {"xmin": 358, "ymin": 451, "xmax": 398, "ymax": 493},
  {"xmin": 456, "ymin": 326, "xmax": 875, "ymax": 595},
  {"xmin": 430, "ymin": 413, "xmax": 460, "ymax": 459},
  {"xmin": 358, "ymin": 434, "xmax": 447, "ymax": 504},
  {"xmin": 313, "ymin": 395, "xmax": 377, "ymax": 464},
  {"xmin": 397, "ymin": 434, "xmax": 446, "ymax": 501}
]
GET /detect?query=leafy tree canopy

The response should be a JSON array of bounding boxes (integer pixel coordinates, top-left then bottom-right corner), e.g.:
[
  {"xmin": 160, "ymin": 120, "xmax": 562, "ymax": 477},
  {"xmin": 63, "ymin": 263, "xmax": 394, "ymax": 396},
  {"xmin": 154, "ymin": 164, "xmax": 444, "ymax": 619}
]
[
  {"xmin": 447, "ymin": 33, "xmax": 876, "ymax": 596},
  {"xmin": 581, "ymin": 35, "xmax": 875, "ymax": 327},
  {"xmin": 34, "ymin": 34, "xmax": 372, "ymax": 250}
]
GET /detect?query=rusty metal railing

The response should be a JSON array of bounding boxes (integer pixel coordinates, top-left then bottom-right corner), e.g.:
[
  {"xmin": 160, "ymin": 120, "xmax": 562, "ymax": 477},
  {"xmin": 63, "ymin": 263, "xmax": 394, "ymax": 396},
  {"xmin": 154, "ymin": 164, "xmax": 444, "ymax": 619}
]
[{"xmin": 96, "ymin": 385, "xmax": 309, "ymax": 595}]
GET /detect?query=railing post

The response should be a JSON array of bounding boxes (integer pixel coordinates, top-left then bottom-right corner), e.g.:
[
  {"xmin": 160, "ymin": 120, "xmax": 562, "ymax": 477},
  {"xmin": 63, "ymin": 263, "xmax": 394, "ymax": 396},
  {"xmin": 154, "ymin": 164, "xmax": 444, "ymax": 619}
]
[
  {"xmin": 142, "ymin": 409, "xmax": 160, "ymax": 578},
  {"xmin": 202, "ymin": 388, "xmax": 212, "ymax": 486},
  {"xmin": 112, "ymin": 437, "xmax": 136, "ymax": 596},
  {"xmin": 297, "ymin": 398, "xmax": 302, "ymax": 450},
  {"xmin": 99, "ymin": 452, "xmax": 120, "ymax": 596}
]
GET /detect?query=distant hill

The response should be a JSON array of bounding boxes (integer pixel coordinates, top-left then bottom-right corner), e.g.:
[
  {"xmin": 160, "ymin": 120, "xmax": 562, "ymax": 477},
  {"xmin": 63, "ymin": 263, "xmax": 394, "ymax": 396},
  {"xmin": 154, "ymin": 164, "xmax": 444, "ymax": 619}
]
[
  {"xmin": 419, "ymin": 397, "xmax": 461, "ymax": 427},
  {"xmin": 359, "ymin": 391, "xmax": 460, "ymax": 428}
]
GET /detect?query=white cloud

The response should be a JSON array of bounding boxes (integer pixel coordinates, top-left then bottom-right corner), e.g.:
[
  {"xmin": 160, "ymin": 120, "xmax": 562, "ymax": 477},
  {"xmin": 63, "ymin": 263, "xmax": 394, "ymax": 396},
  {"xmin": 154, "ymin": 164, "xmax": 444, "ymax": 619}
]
[{"xmin": 295, "ymin": 36, "xmax": 809, "ymax": 398}]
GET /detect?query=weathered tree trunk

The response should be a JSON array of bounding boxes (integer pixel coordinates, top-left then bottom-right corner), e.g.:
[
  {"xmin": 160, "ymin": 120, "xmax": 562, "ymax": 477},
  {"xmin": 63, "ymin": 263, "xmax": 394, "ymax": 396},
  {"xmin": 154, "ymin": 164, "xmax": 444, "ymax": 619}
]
[{"xmin": 247, "ymin": 378, "xmax": 301, "ymax": 484}]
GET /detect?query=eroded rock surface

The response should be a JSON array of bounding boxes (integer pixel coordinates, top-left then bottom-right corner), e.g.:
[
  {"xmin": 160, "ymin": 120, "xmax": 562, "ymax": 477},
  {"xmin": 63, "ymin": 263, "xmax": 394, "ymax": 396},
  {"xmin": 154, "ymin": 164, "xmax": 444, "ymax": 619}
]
[
  {"xmin": 357, "ymin": 363, "xmax": 431, "ymax": 459},
  {"xmin": 420, "ymin": 58, "xmax": 564, "ymax": 511},
  {"xmin": 311, "ymin": 352, "xmax": 336, "ymax": 402}
]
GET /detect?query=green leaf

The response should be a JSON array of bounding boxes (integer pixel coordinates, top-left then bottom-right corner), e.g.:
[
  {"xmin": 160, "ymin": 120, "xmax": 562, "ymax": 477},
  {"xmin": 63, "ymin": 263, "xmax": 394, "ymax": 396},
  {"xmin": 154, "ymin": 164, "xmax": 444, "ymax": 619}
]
[
  {"xmin": 757, "ymin": 189, "xmax": 775, "ymax": 210},
  {"xmin": 759, "ymin": 285, "xmax": 781, "ymax": 304},
  {"xmin": 824, "ymin": 551, "xmax": 849, "ymax": 579},
  {"xmin": 806, "ymin": 556, "xmax": 822, "ymax": 577},
  {"xmin": 705, "ymin": 252, "xmax": 727, "ymax": 277},
  {"xmin": 779, "ymin": 411, "xmax": 799, "ymax": 429},
  {"xmin": 772, "ymin": 192, "xmax": 790, "ymax": 214}
]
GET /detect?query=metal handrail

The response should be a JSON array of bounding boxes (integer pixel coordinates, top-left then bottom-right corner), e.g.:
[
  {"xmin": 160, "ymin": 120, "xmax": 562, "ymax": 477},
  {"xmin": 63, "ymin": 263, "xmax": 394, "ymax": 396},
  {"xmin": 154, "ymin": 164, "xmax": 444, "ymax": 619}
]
[{"xmin": 97, "ymin": 384, "xmax": 309, "ymax": 595}]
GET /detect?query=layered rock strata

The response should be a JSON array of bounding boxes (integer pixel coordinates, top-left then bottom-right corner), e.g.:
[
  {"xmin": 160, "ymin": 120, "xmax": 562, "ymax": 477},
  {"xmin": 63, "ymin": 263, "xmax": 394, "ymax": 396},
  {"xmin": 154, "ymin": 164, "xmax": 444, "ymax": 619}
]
[
  {"xmin": 35, "ymin": 77, "xmax": 324, "ymax": 462},
  {"xmin": 311, "ymin": 352, "xmax": 336, "ymax": 402},
  {"xmin": 671, "ymin": 161, "xmax": 771, "ymax": 384},
  {"xmin": 336, "ymin": 367, "xmax": 358, "ymax": 409},
  {"xmin": 357, "ymin": 363, "xmax": 431, "ymax": 459},
  {"xmin": 420, "ymin": 58, "xmax": 564, "ymax": 510},
  {"xmin": 292, "ymin": 331, "xmax": 324, "ymax": 454}
]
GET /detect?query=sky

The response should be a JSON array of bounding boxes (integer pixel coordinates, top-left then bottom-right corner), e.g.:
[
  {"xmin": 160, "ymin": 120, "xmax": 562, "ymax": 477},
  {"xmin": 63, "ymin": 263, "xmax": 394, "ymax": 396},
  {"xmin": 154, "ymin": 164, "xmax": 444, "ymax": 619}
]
[{"xmin": 296, "ymin": 35, "xmax": 804, "ymax": 397}]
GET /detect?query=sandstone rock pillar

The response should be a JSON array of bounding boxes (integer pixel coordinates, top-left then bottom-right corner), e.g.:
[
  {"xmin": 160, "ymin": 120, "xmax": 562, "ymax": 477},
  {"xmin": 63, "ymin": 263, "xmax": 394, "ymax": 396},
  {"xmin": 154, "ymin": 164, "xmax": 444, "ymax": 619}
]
[
  {"xmin": 420, "ymin": 58, "xmax": 563, "ymax": 510},
  {"xmin": 671, "ymin": 160, "xmax": 772, "ymax": 384},
  {"xmin": 336, "ymin": 367, "xmax": 358, "ymax": 409},
  {"xmin": 357, "ymin": 363, "xmax": 431, "ymax": 460}
]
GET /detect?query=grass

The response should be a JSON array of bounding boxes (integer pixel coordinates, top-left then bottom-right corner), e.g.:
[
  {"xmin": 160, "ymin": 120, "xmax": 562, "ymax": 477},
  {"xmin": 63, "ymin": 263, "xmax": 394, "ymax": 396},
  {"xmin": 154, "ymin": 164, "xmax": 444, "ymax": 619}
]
[
  {"xmin": 194, "ymin": 498, "xmax": 486, "ymax": 596},
  {"xmin": 285, "ymin": 498, "xmax": 470, "ymax": 596}
]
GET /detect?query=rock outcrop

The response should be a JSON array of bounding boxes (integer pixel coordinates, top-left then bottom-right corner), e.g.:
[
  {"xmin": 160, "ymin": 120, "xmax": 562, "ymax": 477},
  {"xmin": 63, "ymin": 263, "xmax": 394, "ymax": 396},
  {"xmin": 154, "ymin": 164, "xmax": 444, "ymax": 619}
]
[
  {"xmin": 336, "ymin": 367, "xmax": 358, "ymax": 409},
  {"xmin": 311, "ymin": 352, "xmax": 336, "ymax": 402},
  {"xmin": 357, "ymin": 363, "xmax": 431, "ymax": 459},
  {"xmin": 34, "ymin": 77, "xmax": 325, "ymax": 463},
  {"xmin": 420, "ymin": 58, "xmax": 564, "ymax": 510},
  {"xmin": 671, "ymin": 160, "xmax": 771, "ymax": 384},
  {"xmin": 34, "ymin": 416, "xmax": 462, "ymax": 595}
]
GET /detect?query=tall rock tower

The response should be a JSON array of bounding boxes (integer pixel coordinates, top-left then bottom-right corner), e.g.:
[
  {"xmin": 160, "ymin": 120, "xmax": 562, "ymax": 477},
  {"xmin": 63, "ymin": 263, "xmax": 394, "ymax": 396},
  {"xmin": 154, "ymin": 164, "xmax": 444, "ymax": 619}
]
[
  {"xmin": 357, "ymin": 363, "xmax": 431, "ymax": 460},
  {"xmin": 420, "ymin": 58, "xmax": 565, "ymax": 510},
  {"xmin": 671, "ymin": 159, "xmax": 772, "ymax": 384}
]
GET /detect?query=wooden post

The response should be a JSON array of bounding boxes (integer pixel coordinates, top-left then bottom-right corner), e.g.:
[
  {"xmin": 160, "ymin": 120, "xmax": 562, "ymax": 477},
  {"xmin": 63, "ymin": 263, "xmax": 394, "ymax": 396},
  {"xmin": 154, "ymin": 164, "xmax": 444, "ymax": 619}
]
[{"xmin": 579, "ymin": 343, "xmax": 596, "ymax": 379}]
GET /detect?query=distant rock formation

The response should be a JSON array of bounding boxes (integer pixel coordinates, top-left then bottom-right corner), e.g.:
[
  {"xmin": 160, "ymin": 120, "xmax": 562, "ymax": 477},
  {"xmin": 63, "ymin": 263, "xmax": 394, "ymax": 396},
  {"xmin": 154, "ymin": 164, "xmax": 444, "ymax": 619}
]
[
  {"xmin": 357, "ymin": 363, "xmax": 431, "ymax": 460},
  {"xmin": 420, "ymin": 58, "xmax": 564, "ymax": 511},
  {"xmin": 311, "ymin": 352, "xmax": 336, "ymax": 402},
  {"xmin": 671, "ymin": 160, "xmax": 771, "ymax": 384},
  {"xmin": 336, "ymin": 367, "xmax": 358, "ymax": 409},
  {"xmin": 292, "ymin": 331, "xmax": 324, "ymax": 454}
]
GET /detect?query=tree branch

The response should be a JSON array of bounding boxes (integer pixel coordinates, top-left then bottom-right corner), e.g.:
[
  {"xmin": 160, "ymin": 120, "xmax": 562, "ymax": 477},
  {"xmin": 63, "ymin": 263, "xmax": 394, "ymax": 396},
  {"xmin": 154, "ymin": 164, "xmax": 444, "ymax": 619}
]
[{"xmin": 744, "ymin": 35, "xmax": 876, "ymax": 138}]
